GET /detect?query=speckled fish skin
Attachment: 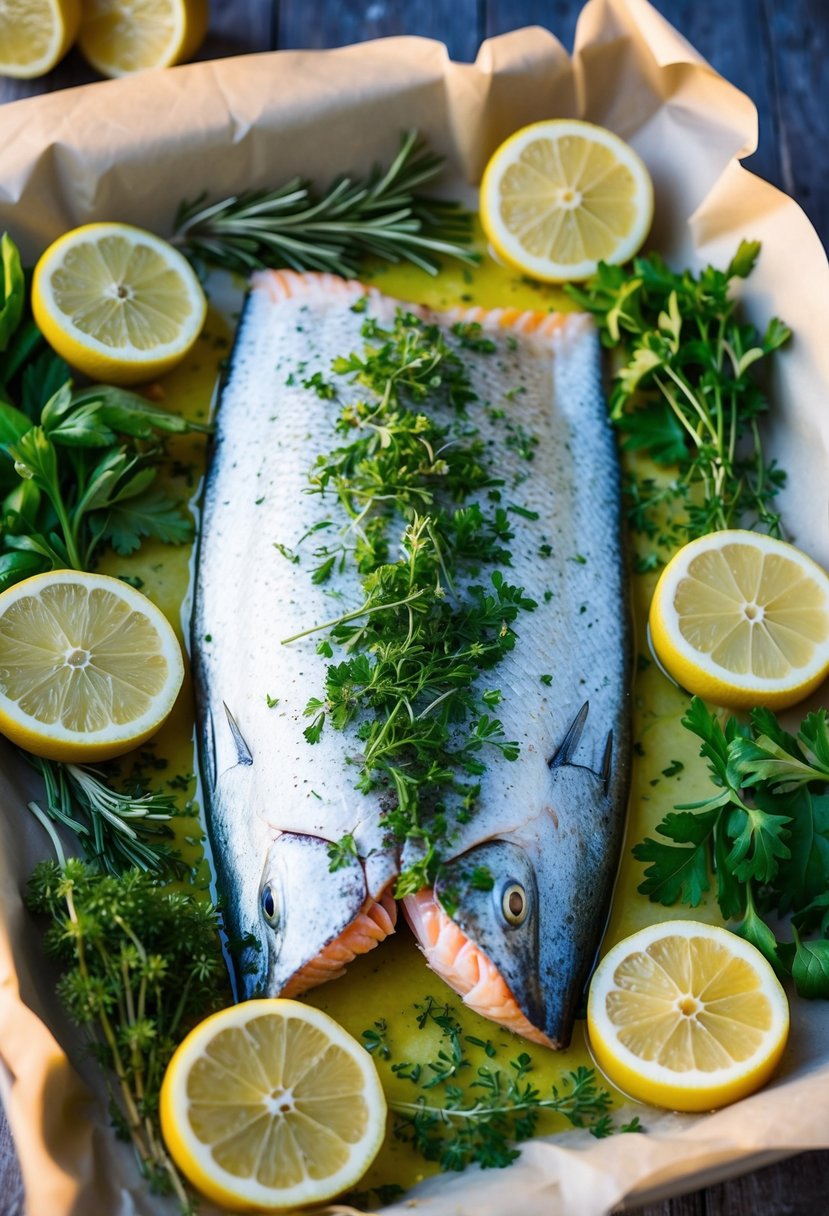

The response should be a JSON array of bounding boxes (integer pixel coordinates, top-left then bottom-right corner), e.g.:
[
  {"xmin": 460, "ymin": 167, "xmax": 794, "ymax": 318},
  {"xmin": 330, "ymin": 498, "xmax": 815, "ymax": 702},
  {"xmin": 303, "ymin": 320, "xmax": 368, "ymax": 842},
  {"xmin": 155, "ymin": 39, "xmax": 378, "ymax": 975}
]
[{"xmin": 192, "ymin": 271, "xmax": 631, "ymax": 1036}]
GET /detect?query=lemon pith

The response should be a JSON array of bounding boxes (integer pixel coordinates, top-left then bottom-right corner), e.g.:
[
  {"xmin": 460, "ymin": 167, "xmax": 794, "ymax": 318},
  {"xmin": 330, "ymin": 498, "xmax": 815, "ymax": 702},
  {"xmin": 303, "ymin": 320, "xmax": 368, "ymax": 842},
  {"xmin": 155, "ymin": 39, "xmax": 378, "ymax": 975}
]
[
  {"xmin": 32, "ymin": 223, "xmax": 207, "ymax": 387},
  {"xmin": 480, "ymin": 120, "xmax": 653, "ymax": 282},
  {"xmin": 649, "ymin": 530, "xmax": 829, "ymax": 709},
  {"xmin": 160, "ymin": 1000, "xmax": 387, "ymax": 1212},
  {"xmin": 0, "ymin": 570, "xmax": 184, "ymax": 762},
  {"xmin": 587, "ymin": 921, "xmax": 789, "ymax": 1112}
]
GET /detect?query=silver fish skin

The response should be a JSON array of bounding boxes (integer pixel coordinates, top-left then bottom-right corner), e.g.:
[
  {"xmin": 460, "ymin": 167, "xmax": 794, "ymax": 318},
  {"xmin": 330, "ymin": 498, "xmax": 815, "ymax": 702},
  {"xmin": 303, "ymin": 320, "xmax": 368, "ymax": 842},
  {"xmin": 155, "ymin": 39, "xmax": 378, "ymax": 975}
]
[{"xmin": 192, "ymin": 271, "xmax": 630, "ymax": 1038}]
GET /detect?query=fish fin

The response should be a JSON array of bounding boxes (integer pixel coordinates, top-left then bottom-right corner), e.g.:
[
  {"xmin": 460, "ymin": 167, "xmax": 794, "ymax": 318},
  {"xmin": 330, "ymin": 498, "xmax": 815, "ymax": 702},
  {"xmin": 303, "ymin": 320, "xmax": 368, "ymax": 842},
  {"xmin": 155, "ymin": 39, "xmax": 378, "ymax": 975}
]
[
  {"xmin": 548, "ymin": 701, "xmax": 590, "ymax": 768},
  {"xmin": 601, "ymin": 731, "xmax": 613, "ymax": 794},
  {"xmin": 223, "ymin": 702, "xmax": 253, "ymax": 766}
]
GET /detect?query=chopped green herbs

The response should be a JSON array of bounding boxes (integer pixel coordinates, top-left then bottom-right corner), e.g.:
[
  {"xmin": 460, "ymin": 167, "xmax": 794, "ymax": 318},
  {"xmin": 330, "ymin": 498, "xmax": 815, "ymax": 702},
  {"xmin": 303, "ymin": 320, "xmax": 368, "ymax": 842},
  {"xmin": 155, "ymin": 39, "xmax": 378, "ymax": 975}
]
[
  {"xmin": 634, "ymin": 698, "xmax": 829, "ymax": 996},
  {"xmin": 173, "ymin": 131, "xmax": 476, "ymax": 279},
  {"xmin": 364, "ymin": 996, "xmax": 642, "ymax": 1171},
  {"xmin": 283, "ymin": 310, "xmax": 536, "ymax": 894},
  {"xmin": 567, "ymin": 242, "xmax": 790, "ymax": 557}
]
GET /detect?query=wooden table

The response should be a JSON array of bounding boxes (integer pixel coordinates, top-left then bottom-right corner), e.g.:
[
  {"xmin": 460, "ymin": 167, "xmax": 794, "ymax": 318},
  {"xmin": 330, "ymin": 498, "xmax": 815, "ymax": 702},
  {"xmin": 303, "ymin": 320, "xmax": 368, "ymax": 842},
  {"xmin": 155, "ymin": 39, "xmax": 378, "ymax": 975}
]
[{"xmin": 1, "ymin": 2, "xmax": 826, "ymax": 1213}]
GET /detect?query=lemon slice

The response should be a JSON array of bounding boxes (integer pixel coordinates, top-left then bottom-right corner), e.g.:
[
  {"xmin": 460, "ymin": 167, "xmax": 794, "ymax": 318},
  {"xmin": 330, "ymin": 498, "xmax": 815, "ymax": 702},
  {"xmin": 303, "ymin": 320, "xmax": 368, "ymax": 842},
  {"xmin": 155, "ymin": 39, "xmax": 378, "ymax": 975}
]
[
  {"xmin": 160, "ymin": 999, "xmax": 387, "ymax": 1212},
  {"xmin": 587, "ymin": 921, "xmax": 789, "ymax": 1111},
  {"xmin": 77, "ymin": 0, "xmax": 208, "ymax": 77},
  {"xmin": 649, "ymin": 530, "xmax": 829, "ymax": 710},
  {"xmin": 0, "ymin": 570, "xmax": 184, "ymax": 762},
  {"xmin": 480, "ymin": 119, "xmax": 653, "ymax": 282},
  {"xmin": 0, "ymin": 0, "xmax": 80, "ymax": 78},
  {"xmin": 32, "ymin": 222, "xmax": 207, "ymax": 387}
]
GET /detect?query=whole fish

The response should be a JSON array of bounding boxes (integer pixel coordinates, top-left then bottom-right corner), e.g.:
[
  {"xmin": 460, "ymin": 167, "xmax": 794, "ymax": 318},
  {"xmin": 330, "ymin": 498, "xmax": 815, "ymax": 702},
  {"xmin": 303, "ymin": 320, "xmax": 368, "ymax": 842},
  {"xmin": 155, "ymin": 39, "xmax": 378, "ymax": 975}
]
[{"xmin": 192, "ymin": 269, "xmax": 630, "ymax": 1048}]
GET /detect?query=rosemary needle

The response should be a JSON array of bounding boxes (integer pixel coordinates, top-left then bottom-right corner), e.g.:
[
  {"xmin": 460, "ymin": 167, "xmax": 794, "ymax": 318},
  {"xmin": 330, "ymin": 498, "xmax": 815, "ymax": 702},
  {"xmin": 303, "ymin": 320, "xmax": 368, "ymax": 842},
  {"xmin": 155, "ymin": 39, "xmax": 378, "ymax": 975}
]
[{"xmin": 172, "ymin": 130, "xmax": 478, "ymax": 278}]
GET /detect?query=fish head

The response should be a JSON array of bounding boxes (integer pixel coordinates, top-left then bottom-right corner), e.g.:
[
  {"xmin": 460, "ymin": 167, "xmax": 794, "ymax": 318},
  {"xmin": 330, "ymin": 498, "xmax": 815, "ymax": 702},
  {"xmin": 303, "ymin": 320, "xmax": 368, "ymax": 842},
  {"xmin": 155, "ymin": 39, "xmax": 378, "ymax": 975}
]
[
  {"xmin": 253, "ymin": 830, "xmax": 368, "ymax": 998},
  {"xmin": 433, "ymin": 702, "xmax": 623, "ymax": 1048}
]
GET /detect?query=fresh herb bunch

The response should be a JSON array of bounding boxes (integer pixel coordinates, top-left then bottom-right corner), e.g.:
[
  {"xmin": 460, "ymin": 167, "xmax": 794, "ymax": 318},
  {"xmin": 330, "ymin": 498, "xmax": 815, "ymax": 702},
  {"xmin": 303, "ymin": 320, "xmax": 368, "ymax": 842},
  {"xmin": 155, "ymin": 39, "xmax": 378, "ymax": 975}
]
[
  {"xmin": 26, "ymin": 825, "xmax": 227, "ymax": 1210},
  {"xmin": 173, "ymin": 130, "xmax": 476, "ymax": 278},
  {"xmin": 567, "ymin": 241, "xmax": 790, "ymax": 563},
  {"xmin": 361, "ymin": 996, "xmax": 642, "ymax": 1172},
  {"xmin": 634, "ymin": 697, "xmax": 829, "ymax": 997},
  {"xmin": 281, "ymin": 310, "xmax": 536, "ymax": 895},
  {"xmin": 0, "ymin": 233, "xmax": 204, "ymax": 589}
]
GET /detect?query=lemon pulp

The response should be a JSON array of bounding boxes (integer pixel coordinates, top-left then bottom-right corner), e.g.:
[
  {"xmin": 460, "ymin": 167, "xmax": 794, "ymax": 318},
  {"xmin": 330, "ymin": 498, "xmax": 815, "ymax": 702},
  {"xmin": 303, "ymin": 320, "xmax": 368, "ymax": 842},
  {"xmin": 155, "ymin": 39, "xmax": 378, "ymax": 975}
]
[
  {"xmin": 0, "ymin": 0, "xmax": 80, "ymax": 78},
  {"xmin": 587, "ymin": 922, "xmax": 789, "ymax": 1111},
  {"xmin": 32, "ymin": 223, "xmax": 207, "ymax": 386},
  {"xmin": 77, "ymin": 0, "xmax": 208, "ymax": 76},
  {"xmin": 650, "ymin": 530, "xmax": 829, "ymax": 708},
  {"xmin": 0, "ymin": 571, "xmax": 184, "ymax": 761},
  {"xmin": 160, "ymin": 1000, "xmax": 387, "ymax": 1211},
  {"xmin": 480, "ymin": 120, "xmax": 653, "ymax": 282}
]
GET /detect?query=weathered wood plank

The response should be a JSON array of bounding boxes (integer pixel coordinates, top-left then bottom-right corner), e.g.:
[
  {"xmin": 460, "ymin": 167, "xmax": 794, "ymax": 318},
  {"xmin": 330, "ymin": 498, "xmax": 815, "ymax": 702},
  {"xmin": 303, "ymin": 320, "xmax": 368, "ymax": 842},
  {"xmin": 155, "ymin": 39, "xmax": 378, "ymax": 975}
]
[{"xmin": 275, "ymin": 0, "xmax": 481, "ymax": 63}]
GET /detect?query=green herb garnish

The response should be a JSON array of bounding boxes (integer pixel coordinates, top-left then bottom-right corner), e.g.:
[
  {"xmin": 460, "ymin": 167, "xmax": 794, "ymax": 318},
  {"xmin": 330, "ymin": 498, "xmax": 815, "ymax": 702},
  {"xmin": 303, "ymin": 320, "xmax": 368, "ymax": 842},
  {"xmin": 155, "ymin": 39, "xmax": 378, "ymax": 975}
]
[
  {"xmin": 173, "ymin": 130, "xmax": 476, "ymax": 279},
  {"xmin": 283, "ymin": 310, "xmax": 536, "ymax": 894},
  {"xmin": 26, "ymin": 812, "xmax": 226, "ymax": 1208},
  {"xmin": 634, "ymin": 697, "xmax": 829, "ymax": 996},
  {"xmin": 567, "ymin": 241, "xmax": 790, "ymax": 556},
  {"xmin": 365, "ymin": 996, "xmax": 642, "ymax": 1171}
]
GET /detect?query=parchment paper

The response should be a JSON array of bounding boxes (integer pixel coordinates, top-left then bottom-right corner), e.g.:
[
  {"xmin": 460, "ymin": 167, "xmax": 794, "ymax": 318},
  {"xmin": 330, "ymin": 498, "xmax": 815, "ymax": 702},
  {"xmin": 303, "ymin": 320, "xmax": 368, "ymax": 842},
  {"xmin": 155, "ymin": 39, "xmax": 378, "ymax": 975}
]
[{"xmin": 1, "ymin": 1, "xmax": 828, "ymax": 1213}]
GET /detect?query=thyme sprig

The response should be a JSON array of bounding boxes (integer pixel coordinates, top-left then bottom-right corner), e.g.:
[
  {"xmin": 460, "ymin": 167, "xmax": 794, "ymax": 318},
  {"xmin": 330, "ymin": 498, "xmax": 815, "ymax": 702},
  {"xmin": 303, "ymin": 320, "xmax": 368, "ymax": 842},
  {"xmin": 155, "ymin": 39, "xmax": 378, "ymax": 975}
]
[
  {"xmin": 567, "ymin": 241, "xmax": 790, "ymax": 562},
  {"xmin": 283, "ymin": 311, "xmax": 536, "ymax": 893},
  {"xmin": 361, "ymin": 996, "xmax": 643, "ymax": 1171},
  {"xmin": 173, "ymin": 130, "xmax": 476, "ymax": 278},
  {"xmin": 25, "ymin": 812, "xmax": 227, "ymax": 1212}
]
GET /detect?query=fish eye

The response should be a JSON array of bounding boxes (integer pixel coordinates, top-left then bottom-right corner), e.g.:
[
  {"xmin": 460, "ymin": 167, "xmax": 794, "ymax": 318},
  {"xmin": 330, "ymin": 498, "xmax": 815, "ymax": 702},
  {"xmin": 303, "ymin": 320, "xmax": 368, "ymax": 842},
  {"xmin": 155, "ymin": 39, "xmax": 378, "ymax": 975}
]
[
  {"xmin": 261, "ymin": 884, "xmax": 278, "ymax": 925},
  {"xmin": 501, "ymin": 882, "xmax": 528, "ymax": 926}
]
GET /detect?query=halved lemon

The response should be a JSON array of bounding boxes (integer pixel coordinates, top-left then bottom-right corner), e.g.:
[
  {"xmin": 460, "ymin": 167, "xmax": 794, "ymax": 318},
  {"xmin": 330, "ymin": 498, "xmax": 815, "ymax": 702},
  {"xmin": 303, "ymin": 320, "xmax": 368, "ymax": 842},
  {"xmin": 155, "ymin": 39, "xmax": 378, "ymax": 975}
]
[
  {"xmin": 77, "ymin": 0, "xmax": 208, "ymax": 77},
  {"xmin": 0, "ymin": 570, "xmax": 184, "ymax": 762},
  {"xmin": 32, "ymin": 222, "xmax": 207, "ymax": 386},
  {"xmin": 587, "ymin": 921, "xmax": 789, "ymax": 1112},
  {"xmin": 649, "ymin": 530, "xmax": 829, "ymax": 709},
  {"xmin": 160, "ymin": 999, "xmax": 387, "ymax": 1212},
  {"xmin": 480, "ymin": 119, "xmax": 653, "ymax": 282},
  {"xmin": 0, "ymin": 0, "xmax": 80, "ymax": 78}
]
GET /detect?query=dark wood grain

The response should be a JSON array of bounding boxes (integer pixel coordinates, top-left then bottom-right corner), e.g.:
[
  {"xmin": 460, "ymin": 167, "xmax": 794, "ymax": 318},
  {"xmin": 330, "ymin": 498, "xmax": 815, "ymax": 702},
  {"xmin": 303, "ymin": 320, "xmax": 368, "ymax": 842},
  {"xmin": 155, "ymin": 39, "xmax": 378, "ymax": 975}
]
[{"xmin": 1, "ymin": 3, "xmax": 828, "ymax": 1215}]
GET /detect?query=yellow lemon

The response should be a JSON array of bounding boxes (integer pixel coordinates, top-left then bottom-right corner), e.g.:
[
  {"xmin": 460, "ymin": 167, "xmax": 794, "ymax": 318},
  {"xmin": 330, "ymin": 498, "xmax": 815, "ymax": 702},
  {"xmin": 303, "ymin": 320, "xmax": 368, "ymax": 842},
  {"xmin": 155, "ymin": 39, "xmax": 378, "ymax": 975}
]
[
  {"xmin": 77, "ymin": 0, "xmax": 208, "ymax": 77},
  {"xmin": 159, "ymin": 999, "xmax": 387, "ymax": 1212},
  {"xmin": 0, "ymin": 570, "xmax": 184, "ymax": 762},
  {"xmin": 0, "ymin": 0, "xmax": 80, "ymax": 78},
  {"xmin": 587, "ymin": 921, "xmax": 789, "ymax": 1112},
  {"xmin": 479, "ymin": 119, "xmax": 653, "ymax": 282},
  {"xmin": 649, "ymin": 530, "xmax": 829, "ymax": 710},
  {"xmin": 32, "ymin": 222, "xmax": 206, "ymax": 387}
]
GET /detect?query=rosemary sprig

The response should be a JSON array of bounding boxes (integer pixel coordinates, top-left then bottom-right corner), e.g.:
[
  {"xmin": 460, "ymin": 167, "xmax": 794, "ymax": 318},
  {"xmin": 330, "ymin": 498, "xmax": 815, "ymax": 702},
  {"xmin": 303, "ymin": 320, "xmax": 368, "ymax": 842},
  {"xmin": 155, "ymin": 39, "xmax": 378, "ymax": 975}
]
[
  {"xmin": 25, "ymin": 754, "xmax": 186, "ymax": 876},
  {"xmin": 173, "ymin": 130, "xmax": 477, "ymax": 278}
]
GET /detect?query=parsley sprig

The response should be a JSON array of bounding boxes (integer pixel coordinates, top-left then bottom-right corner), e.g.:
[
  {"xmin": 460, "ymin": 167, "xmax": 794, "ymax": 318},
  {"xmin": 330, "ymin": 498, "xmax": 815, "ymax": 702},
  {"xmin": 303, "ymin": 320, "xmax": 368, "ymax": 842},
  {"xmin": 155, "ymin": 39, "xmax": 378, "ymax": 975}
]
[
  {"xmin": 173, "ymin": 130, "xmax": 476, "ymax": 278},
  {"xmin": 567, "ymin": 241, "xmax": 790, "ymax": 562},
  {"xmin": 634, "ymin": 697, "xmax": 829, "ymax": 996},
  {"xmin": 283, "ymin": 311, "xmax": 536, "ymax": 893},
  {"xmin": 0, "ymin": 233, "xmax": 204, "ymax": 591},
  {"xmin": 361, "ymin": 997, "xmax": 642, "ymax": 1172}
]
